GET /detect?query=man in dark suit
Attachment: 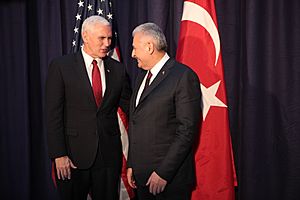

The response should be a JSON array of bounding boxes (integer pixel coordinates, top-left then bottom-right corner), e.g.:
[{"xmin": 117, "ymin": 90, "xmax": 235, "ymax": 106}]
[
  {"xmin": 127, "ymin": 22, "xmax": 201, "ymax": 200},
  {"xmin": 46, "ymin": 15, "xmax": 131, "ymax": 200}
]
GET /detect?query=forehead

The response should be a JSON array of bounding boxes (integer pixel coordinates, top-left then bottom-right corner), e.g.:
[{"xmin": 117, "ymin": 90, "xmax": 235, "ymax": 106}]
[
  {"xmin": 88, "ymin": 23, "xmax": 112, "ymax": 35},
  {"xmin": 133, "ymin": 32, "xmax": 146, "ymax": 46}
]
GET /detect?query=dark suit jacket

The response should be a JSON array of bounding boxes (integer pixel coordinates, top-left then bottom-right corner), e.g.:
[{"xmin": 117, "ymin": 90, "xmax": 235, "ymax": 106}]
[
  {"xmin": 46, "ymin": 52, "xmax": 131, "ymax": 169},
  {"xmin": 127, "ymin": 58, "xmax": 201, "ymax": 186}
]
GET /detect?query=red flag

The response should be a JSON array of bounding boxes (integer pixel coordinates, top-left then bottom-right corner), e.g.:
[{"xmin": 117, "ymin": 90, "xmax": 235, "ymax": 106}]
[{"xmin": 176, "ymin": 1, "xmax": 237, "ymax": 199}]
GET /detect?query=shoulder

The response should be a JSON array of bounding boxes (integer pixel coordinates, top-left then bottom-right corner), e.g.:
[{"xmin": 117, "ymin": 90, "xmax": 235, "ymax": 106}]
[
  {"xmin": 49, "ymin": 52, "xmax": 79, "ymax": 67},
  {"xmin": 103, "ymin": 56, "xmax": 126, "ymax": 74},
  {"xmin": 104, "ymin": 56, "xmax": 123, "ymax": 67},
  {"xmin": 169, "ymin": 58, "xmax": 199, "ymax": 79}
]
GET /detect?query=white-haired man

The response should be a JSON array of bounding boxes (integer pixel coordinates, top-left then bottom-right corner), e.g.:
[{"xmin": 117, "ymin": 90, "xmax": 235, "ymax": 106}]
[
  {"xmin": 46, "ymin": 15, "xmax": 131, "ymax": 200},
  {"xmin": 127, "ymin": 22, "xmax": 201, "ymax": 200}
]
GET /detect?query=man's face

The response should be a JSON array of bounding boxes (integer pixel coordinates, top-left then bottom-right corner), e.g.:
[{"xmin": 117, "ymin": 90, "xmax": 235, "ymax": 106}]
[
  {"xmin": 82, "ymin": 24, "xmax": 112, "ymax": 58},
  {"xmin": 131, "ymin": 32, "xmax": 151, "ymax": 70}
]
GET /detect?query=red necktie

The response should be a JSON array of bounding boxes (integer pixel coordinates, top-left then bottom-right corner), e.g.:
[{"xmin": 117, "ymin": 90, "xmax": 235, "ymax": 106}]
[
  {"xmin": 140, "ymin": 71, "xmax": 152, "ymax": 98},
  {"xmin": 92, "ymin": 60, "xmax": 102, "ymax": 107},
  {"xmin": 144, "ymin": 71, "xmax": 152, "ymax": 91}
]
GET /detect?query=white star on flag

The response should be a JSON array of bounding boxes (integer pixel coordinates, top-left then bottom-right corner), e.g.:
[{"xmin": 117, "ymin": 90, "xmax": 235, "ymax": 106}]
[
  {"xmin": 74, "ymin": 27, "xmax": 78, "ymax": 33},
  {"xmin": 97, "ymin": 8, "xmax": 103, "ymax": 15},
  {"xmin": 201, "ymin": 80, "xmax": 227, "ymax": 120},
  {"xmin": 72, "ymin": 40, "xmax": 76, "ymax": 47},
  {"xmin": 78, "ymin": 0, "xmax": 84, "ymax": 7},
  {"xmin": 88, "ymin": 4, "xmax": 93, "ymax": 11},
  {"xmin": 107, "ymin": 13, "xmax": 113, "ymax": 19},
  {"xmin": 75, "ymin": 14, "xmax": 81, "ymax": 21}
]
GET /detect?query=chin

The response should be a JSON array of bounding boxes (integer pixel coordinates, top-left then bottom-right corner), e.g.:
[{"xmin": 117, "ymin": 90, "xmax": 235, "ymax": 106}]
[{"xmin": 99, "ymin": 54, "xmax": 107, "ymax": 58}]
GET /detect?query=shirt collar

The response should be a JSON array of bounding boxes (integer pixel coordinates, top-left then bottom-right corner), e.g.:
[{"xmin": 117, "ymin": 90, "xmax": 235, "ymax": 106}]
[
  {"xmin": 81, "ymin": 48, "xmax": 102, "ymax": 68},
  {"xmin": 149, "ymin": 53, "xmax": 170, "ymax": 77}
]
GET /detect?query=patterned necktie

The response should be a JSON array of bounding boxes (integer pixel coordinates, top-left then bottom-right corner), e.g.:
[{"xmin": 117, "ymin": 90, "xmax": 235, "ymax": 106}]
[
  {"xmin": 92, "ymin": 60, "xmax": 102, "ymax": 107},
  {"xmin": 143, "ymin": 71, "xmax": 152, "ymax": 91},
  {"xmin": 140, "ymin": 71, "xmax": 152, "ymax": 101}
]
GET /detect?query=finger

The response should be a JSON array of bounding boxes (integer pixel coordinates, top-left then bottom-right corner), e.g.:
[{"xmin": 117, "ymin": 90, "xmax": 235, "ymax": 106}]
[
  {"xmin": 153, "ymin": 184, "xmax": 159, "ymax": 195},
  {"xmin": 131, "ymin": 178, "xmax": 137, "ymax": 188},
  {"xmin": 128, "ymin": 179, "xmax": 134, "ymax": 188},
  {"xmin": 69, "ymin": 160, "xmax": 77, "ymax": 169},
  {"xmin": 128, "ymin": 176, "xmax": 135, "ymax": 188},
  {"xmin": 56, "ymin": 169, "xmax": 61, "ymax": 180},
  {"xmin": 61, "ymin": 170, "xmax": 65, "ymax": 180},
  {"xmin": 146, "ymin": 176, "xmax": 151, "ymax": 186},
  {"xmin": 67, "ymin": 167, "xmax": 71, "ymax": 179},
  {"xmin": 149, "ymin": 182, "xmax": 155, "ymax": 195},
  {"xmin": 161, "ymin": 185, "xmax": 165, "ymax": 192},
  {"xmin": 62, "ymin": 168, "xmax": 69, "ymax": 180}
]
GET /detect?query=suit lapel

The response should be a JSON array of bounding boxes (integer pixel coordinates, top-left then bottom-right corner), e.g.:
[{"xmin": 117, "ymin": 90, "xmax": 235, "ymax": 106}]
[
  {"xmin": 138, "ymin": 58, "xmax": 175, "ymax": 105},
  {"xmin": 74, "ymin": 52, "xmax": 96, "ymax": 106},
  {"xmin": 132, "ymin": 70, "xmax": 147, "ymax": 112},
  {"xmin": 100, "ymin": 58, "xmax": 112, "ymax": 110}
]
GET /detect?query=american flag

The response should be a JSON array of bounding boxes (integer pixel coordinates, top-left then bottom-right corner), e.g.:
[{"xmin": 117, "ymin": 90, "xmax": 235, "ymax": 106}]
[{"xmin": 70, "ymin": 1, "xmax": 134, "ymax": 199}]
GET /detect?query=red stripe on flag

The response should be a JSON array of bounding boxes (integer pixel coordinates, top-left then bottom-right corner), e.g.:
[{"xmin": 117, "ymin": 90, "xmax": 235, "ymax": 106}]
[
  {"xmin": 121, "ymin": 155, "xmax": 135, "ymax": 198},
  {"xmin": 118, "ymin": 108, "xmax": 135, "ymax": 199},
  {"xmin": 51, "ymin": 162, "xmax": 57, "ymax": 188}
]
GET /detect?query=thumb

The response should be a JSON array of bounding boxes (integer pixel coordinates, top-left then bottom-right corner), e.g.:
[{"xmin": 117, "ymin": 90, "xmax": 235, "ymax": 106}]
[
  {"xmin": 69, "ymin": 159, "xmax": 77, "ymax": 169},
  {"xmin": 146, "ymin": 176, "xmax": 151, "ymax": 186}
]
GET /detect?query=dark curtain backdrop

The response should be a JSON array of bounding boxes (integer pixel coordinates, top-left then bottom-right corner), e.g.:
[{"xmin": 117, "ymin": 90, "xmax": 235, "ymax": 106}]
[{"xmin": 1, "ymin": 0, "xmax": 299, "ymax": 200}]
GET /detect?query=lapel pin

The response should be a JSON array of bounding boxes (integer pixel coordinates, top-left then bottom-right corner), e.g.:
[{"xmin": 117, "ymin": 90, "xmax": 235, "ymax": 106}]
[
  {"xmin": 107, "ymin": 69, "xmax": 110, "ymax": 73},
  {"xmin": 162, "ymin": 71, "xmax": 165, "ymax": 75}
]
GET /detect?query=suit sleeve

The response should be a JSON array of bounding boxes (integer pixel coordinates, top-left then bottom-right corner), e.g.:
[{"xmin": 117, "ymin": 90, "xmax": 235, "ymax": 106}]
[
  {"xmin": 45, "ymin": 59, "xmax": 67, "ymax": 159},
  {"xmin": 155, "ymin": 69, "xmax": 201, "ymax": 182}
]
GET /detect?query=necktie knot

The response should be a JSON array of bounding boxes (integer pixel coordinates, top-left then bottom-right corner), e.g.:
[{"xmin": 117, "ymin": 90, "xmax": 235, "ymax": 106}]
[{"xmin": 92, "ymin": 60, "xmax": 97, "ymax": 66}]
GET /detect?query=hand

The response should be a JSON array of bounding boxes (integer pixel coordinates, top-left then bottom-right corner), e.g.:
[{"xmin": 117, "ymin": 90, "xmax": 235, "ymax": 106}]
[
  {"xmin": 55, "ymin": 156, "xmax": 77, "ymax": 180},
  {"xmin": 127, "ymin": 168, "xmax": 137, "ymax": 188},
  {"xmin": 146, "ymin": 171, "xmax": 167, "ymax": 195}
]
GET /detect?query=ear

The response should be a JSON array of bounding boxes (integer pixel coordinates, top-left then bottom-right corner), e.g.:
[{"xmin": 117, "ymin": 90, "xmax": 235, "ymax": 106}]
[
  {"xmin": 82, "ymin": 31, "xmax": 88, "ymax": 43},
  {"xmin": 148, "ymin": 42, "xmax": 155, "ymax": 54}
]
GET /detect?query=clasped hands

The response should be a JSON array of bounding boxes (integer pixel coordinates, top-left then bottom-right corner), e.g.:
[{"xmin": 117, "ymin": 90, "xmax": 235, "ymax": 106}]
[{"xmin": 127, "ymin": 168, "xmax": 167, "ymax": 195}]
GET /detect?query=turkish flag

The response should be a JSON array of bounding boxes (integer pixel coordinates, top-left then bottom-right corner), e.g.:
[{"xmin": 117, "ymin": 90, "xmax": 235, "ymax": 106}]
[{"xmin": 176, "ymin": 1, "xmax": 237, "ymax": 200}]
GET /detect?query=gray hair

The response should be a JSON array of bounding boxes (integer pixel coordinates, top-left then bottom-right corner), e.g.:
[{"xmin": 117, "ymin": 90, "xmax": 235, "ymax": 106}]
[
  {"xmin": 132, "ymin": 22, "xmax": 167, "ymax": 51},
  {"xmin": 81, "ymin": 15, "xmax": 110, "ymax": 35}
]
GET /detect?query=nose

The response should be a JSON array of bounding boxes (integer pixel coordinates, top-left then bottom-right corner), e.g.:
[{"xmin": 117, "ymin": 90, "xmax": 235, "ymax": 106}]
[
  {"xmin": 104, "ymin": 38, "xmax": 110, "ymax": 47},
  {"xmin": 131, "ymin": 49, "xmax": 135, "ymax": 58}
]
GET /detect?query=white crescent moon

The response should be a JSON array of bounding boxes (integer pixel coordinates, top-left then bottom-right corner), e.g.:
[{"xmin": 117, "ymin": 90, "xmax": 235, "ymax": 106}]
[{"xmin": 181, "ymin": 1, "xmax": 220, "ymax": 66}]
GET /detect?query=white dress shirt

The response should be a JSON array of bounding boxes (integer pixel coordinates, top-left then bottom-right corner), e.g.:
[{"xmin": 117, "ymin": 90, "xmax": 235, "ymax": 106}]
[
  {"xmin": 81, "ymin": 48, "xmax": 106, "ymax": 97},
  {"xmin": 135, "ymin": 53, "xmax": 170, "ymax": 106}
]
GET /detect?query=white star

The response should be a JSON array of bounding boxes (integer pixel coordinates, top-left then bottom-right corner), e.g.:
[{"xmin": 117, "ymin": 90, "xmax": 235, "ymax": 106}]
[
  {"xmin": 88, "ymin": 4, "xmax": 93, "ymax": 11},
  {"xmin": 97, "ymin": 8, "xmax": 103, "ymax": 15},
  {"xmin": 72, "ymin": 40, "xmax": 76, "ymax": 47},
  {"xmin": 74, "ymin": 27, "xmax": 79, "ymax": 33},
  {"xmin": 75, "ymin": 13, "xmax": 81, "ymax": 21},
  {"xmin": 78, "ymin": 0, "xmax": 84, "ymax": 7},
  {"xmin": 107, "ymin": 13, "xmax": 113, "ymax": 19},
  {"xmin": 101, "ymin": 0, "xmax": 105, "ymax": 2},
  {"xmin": 200, "ymin": 80, "xmax": 227, "ymax": 120}
]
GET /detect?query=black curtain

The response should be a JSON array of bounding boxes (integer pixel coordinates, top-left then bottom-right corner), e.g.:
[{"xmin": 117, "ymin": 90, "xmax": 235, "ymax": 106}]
[{"xmin": 1, "ymin": 0, "xmax": 300, "ymax": 200}]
